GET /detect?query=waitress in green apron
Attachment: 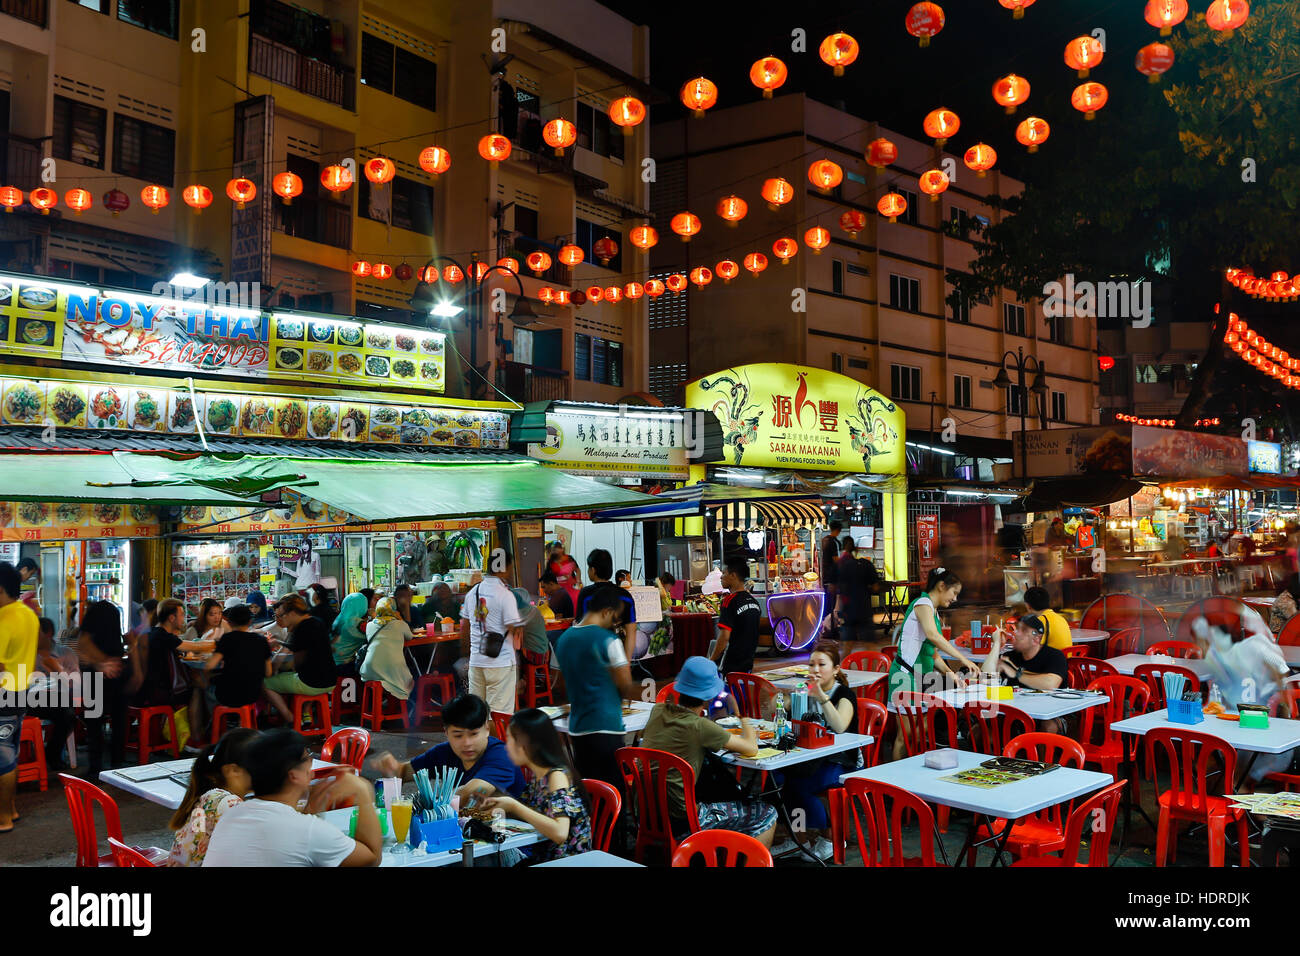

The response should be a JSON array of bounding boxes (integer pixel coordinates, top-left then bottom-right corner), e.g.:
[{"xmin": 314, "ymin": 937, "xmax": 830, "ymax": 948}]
[{"xmin": 887, "ymin": 567, "xmax": 977, "ymax": 760}]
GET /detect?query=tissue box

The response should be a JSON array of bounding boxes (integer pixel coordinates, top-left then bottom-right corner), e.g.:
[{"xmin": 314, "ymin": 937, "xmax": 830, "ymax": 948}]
[
  {"xmin": 924, "ymin": 748, "xmax": 959, "ymax": 770},
  {"xmin": 1239, "ymin": 706, "xmax": 1270, "ymax": 730},
  {"xmin": 986, "ymin": 685, "xmax": 1013, "ymax": 701},
  {"xmin": 410, "ymin": 817, "xmax": 463, "ymax": 852}
]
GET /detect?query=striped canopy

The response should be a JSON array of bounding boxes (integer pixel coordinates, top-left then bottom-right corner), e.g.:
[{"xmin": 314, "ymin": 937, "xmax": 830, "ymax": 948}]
[{"xmin": 711, "ymin": 497, "xmax": 827, "ymax": 530}]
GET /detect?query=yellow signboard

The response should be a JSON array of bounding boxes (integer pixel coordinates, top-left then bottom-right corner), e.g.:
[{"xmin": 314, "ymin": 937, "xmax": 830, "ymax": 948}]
[{"xmin": 686, "ymin": 364, "xmax": 905, "ymax": 474}]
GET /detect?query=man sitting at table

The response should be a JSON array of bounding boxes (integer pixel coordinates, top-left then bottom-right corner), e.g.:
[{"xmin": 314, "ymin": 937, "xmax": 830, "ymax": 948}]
[
  {"xmin": 980, "ymin": 613, "xmax": 1069, "ymax": 733},
  {"xmin": 539, "ymin": 571, "xmax": 575, "ymax": 620},
  {"xmin": 203, "ymin": 729, "xmax": 382, "ymax": 867},
  {"xmin": 1023, "ymin": 587, "xmax": 1073, "ymax": 651},
  {"xmin": 375, "ymin": 694, "xmax": 525, "ymax": 800}
]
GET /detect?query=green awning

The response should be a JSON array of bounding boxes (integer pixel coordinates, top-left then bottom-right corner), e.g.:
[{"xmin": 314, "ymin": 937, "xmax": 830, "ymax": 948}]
[
  {"xmin": 107, "ymin": 452, "xmax": 315, "ymax": 498},
  {"xmin": 0, "ymin": 453, "xmax": 276, "ymax": 505}
]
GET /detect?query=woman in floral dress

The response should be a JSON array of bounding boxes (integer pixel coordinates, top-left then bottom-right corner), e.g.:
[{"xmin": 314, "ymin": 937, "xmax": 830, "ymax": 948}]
[{"xmin": 166, "ymin": 728, "xmax": 259, "ymax": 867}]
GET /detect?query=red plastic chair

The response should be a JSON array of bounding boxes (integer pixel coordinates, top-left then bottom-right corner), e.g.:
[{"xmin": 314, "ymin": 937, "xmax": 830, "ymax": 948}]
[
  {"xmin": 966, "ymin": 733, "xmax": 1085, "ymax": 865},
  {"xmin": 1080, "ymin": 676, "xmax": 1151, "ymax": 780},
  {"xmin": 411, "ymin": 673, "xmax": 457, "ymax": 727},
  {"xmin": 125, "ymin": 705, "xmax": 179, "ymax": 764},
  {"xmin": 725, "ymin": 672, "xmax": 778, "ymax": 719},
  {"xmin": 858, "ymin": 677, "xmax": 888, "ymax": 706},
  {"xmin": 320, "ymin": 727, "xmax": 371, "ymax": 770},
  {"xmin": 16, "ymin": 717, "xmax": 47, "ymax": 791},
  {"xmin": 290, "ymin": 693, "xmax": 333, "ymax": 742},
  {"xmin": 491, "ymin": 710, "xmax": 511, "ymax": 741},
  {"xmin": 857, "ymin": 698, "xmax": 888, "ymax": 768},
  {"xmin": 1080, "ymin": 595, "xmax": 1171, "ymax": 645},
  {"xmin": 359, "ymin": 682, "xmax": 406, "ymax": 732},
  {"xmin": 671, "ymin": 829, "xmax": 773, "ymax": 867},
  {"xmin": 60, "ymin": 773, "xmax": 167, "ymax": 868},
  {"xmin": 1146, "ymin": 727, "xmax": 1249, "ymax": 868},
  {"xmin": 1062, "ymin": 645, "xmax": 1089, "ymax": 659},
  {"xmin": 331, "ymin": 676, "xmax": 362, "ymax": 725},
  {"xmin": 209, "ymin": 704, "xmax": 257, "ymax": 745},
  {"xmin": 1147, "ymin": 640, "xmax": 1202, "ymax": 660},
  {"xmin": 892, "ymin": 691, "xmax": 959, "ymax": 757},
  {"xmin": 961, "ymin": 702, "xmax": 1034, "ymax": 757},
  {"xmin": 841, "ymin": 777, "xmax": 943, "ymax": 866},
  {"xmin": 878, "ymin": 645, "xmax": 897, "ymax": 663},
  {"xmin": 843, "ymin": 650, "xmax": 891, "ymax": 673},
  {"xmin": 655, "ymin": 681, "xmax": 680, "ymax": 704},
  {"xmin": 583, "ymin": 778, "xmax": 622, "ymax": 853},
  {"xmin": 1278, "ymin": 616, "xmax": 1300, "ymax": 647},
  {"xmin": 1067, "ymin": 656, "xmax": 1117, "ymax": 691},
  {"xmin": 616, "ymin": 746, "xmax": 699, "ymax": 864},
  {"xmin": 107, "ymin": 836, "xmax": 157, "ymax": 868},
  {"xmin": 519, "ymin": 648, "xmax": 555, "ymax": 709},
  {"xmin": 1133, "ymin": 662, "xmax": 1202, "ymax": 712},
  {"xmin": 1105, "ymin": 627, "xmax": 1142, "ymax": 658},
  {"xmin": 1011, "ymin": 780, "xmax": 1127, "ymax": 867},
  {"xmin": 1173, "ymin": 598, "xmax": 1246, "ymax": 645}
]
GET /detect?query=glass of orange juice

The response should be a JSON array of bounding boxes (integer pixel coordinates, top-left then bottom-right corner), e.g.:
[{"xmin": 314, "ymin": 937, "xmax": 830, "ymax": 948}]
[{"xmin": 390, "ymin": 797, "xmax": 414, "ymax": 852}]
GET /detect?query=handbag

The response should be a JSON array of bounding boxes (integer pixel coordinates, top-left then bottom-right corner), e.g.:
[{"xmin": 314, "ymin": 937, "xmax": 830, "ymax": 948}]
[
  {"xmin": 469, "ymin": 583, "xmax": 509, "ymax": 658},
  {"xmin": 168, "ymin": 648, "xmax": 193, "ymax": 699}
]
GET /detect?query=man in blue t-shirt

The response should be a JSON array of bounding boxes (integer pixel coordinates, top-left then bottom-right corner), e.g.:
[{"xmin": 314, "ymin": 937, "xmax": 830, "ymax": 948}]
[
  {"xmin": 555, "ymin": 583, "xmax": 640, "ymax": 792},
  {"xmin": 376, "ymin": 694, "xmax": 524, "ymax": 798}
]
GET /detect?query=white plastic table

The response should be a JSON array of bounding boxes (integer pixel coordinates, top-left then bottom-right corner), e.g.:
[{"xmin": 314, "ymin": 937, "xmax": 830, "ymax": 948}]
[
  {"xmin": 551, "ymin": 700, "xmax": 655, "ymax": 735},
  {"xmin": 535, "ymin": 850, "xmax": 644, "ymax": 868},
  {"xmin": 718, "ymin": 731, "xmax": 874, "ymax": 772},
  {"xmin": 99, "ymin": 758, "xmax": 344, "ymax": 811},
  {"xmin": 1108, "ymin": 710, "xmax": 1300, "ymax": 756},
  {"xmin": 319, "ymin": 807, "xmax": 545, "ymax": 867},
  {"xmin": 1069, "ymin": 628, "xmax": 1111, "ymax": 644},
  {"xmin": 1107, "ymin": 653, "xmax": 1216, "ymax": 682},
  {"xmin": 934, "ymin": 685, "xmax": 1109, "ymax": 721},
  {"xmin": 759, "ymin": 667, "xmax": 886, "ymax": 691}
]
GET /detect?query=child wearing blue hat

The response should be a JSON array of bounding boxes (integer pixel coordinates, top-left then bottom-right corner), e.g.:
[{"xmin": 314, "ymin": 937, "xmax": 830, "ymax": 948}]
[{"xmin": 641, "ymin": 656, "xmax": 778, "ymax": 847}]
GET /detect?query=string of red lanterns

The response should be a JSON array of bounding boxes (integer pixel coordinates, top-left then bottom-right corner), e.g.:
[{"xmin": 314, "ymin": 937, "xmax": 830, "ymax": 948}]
[
  {"xmin": 1225, "ymin": 267, "xmax": 1299, "ymax": 301},
  {"xmin": 1222, "ymin": 312, "xmax": 1300, "ymax": 389},
  {"xmin": 1114, "ymin": 412, "xmax": 1222, "ymax": 428}
]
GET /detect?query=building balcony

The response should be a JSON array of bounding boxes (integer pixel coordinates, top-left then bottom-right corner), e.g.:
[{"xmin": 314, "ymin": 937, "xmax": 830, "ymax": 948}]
[
  {"xmin": 501, "ymin": 361, "xmax": 570, "ymax": 402},
  {"xmin": 1, "ymin": 0, "xmax": 47, "ymax": 28},
  {"xmin": 1, "ymin": 134, "xmax": 43, "ymax": 190},
  {"xmin": 273, "ymin": 196, "xmax": 351, "ymax": 250},
  {"xmin": 249, "ymin": 33, "xmax": 355, "ymax": 110}
]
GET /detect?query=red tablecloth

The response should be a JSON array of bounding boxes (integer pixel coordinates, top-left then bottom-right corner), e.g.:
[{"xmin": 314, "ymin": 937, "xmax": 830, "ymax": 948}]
[{"xmin": 667, "ymin": 612, "xmax": 716, "ymax": 673}]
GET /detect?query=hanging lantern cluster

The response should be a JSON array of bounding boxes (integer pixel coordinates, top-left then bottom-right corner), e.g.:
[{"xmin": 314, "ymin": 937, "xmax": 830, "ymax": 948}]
[
  {"xmin": 1116, "ymin": 413, "xmax": 1179, "ymax": 427},
  {"xmin": 1226, "ymin": 266, "xmax": 1299, "ymax": 300},
  {"xmin": 1222, "ymin": 312, "xmax": 1300, "ymax": 388}
]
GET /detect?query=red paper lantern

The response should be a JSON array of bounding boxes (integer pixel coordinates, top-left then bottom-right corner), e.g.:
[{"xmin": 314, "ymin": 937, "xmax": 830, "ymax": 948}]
[
  {"xmin": 906, "ymin": 3, "xmax": 946, "ymax": 46},
  {"xmin": 418, "ymin": 266, "xmax": 439, "ymax": 284},
  {"xmin": 744, "ymin": 252, "xmax": 768, "ymax": 276},
  {"xmin": 272, "ymin": 171, "xmax": 302, "ymax": 204},
  {"xmin": 671, "ymin": 212, "xmax": 701, "ymax": 242},
  {"xmin": 140, "ymin": 185, "xmax": 169, "ymax": 214},
  {"xmin": 556, "ymin": 289, "xmax": 573, "ymax": 306},
  {"xmin": 604, "ymin": 285, "xmax": 623, "ymax": 304},
  {"xmin": 64, "ymin": 188, "xmax": 92, "ymax": 215},
  {"xmin": 542, "ymin": 119, "xmax": 577, "ymax": 155},
  {"xmin": 478, "ymin": 134, "xmax": 512, "ymax": 163},
  {"xmin": 992, "ymin": 74, "xmax": 1030, "ymax": 114},
  {"xmin": 665, "ymin": 274, "xmax": 688, "ymax": 293},
  {"xmin": 1071, "ymin": 82, "xmax": 1109, "ymax": 120},
  {"xmin": 680, "ymin": 77, "xmax": 718, "ymax": 117},
  {"xmin": 593, "ymin": 236, "xmax": 619, "ymax": 266},
  {"xmin": 964, "ymin": 143, "xmax": 997, "ymax": 176},
  {"xmin": 750, "ymin": 57, "xmax": 788, "ymax": 98},
  {"xmin": 919, "ymin": 169, "xmax": 950, "ymax": 201},
  {"xmin": 1098, "ymin": 355, "xmax": 1116, "ymax": 371},
  {"xmin": 922, "ymin": 107, "xmax": 960, "ymax": 146},
  {"xmin": 866, "ymin": 138, "xmax": 897, "ymax": 169},
  {"xmin": 419, "ymin": 146, "xmax": 451, "ymax": 176},
  {"xmin": 29, "ymin": 187, "xmax": 57, "ymax": 214},
  {"xmin": 808, "ymin": 160, "xmax": 843, "ymax": 192},
  {"xmin": 772, "ymin": 237, "xmax": 798, "ymax": 264},
  {"xmin": 558, "ymin": 244, "xmax": 584, "ymax": 268},
  {"xmin": 630, "ymin": 225, "xmax": 659, "ymax": 251},
  {"xmin": 1145, "ymin": 0, "xmax": 1188, "ymax": 35},
  {"xmin": 839, "ymin": 209, "xmax": 868, "ymax": 237},
  {"xmin": 497, "ymin": 257, "xmax": 519, "ymax": 275},
  {"xmin": 1016, "ymin": 117, "xmax": 1051, "ymax": 152},
  {"xmin": 804, "ymin": 226, "xmax": 831, "ymax": 254},
  {"xmin": 624, "ymin": 282, "xmax": 644, "ymax": 299},
  {"xmin": 352, "ymin": 261, "xmax": 372, "ymax": 277},
  {"xmin": 225, "ymin": 178, "xmax": 255, "ymax": 209},
  {"xmin": 717, "ymin": 195, "xmax": 748, "ymax": 226},
  {"xmin": 1205, "ymin": 0, "xmax": 1249, "ymax": 34},
  {"xmin": 472, "ymin": 262, "xmax": 488, "ymax": 283},
  {"xmin": 1064, "ymin": 36, "xmax": 1104, "ymax": 77},
  {"xmin": 689, "ymin": 267, "xmax": 712, "ymax": 289},
  {"xmin": 0, "ymin": 186, "xmax": 22, "ymax": 212},
  {"xmin": 321, "ymin": 165, "xmax": 353, "ymax": 193},
  {"xmin": 103, "ymin": 188, "xmax": 130, "ymax": 216},
  {"xmin": 716, "ymin": 260, "xmax": 740, "ymax": 283},
  {"xmin": 373, "ymin": 263, "xmax": 393, "ymax": 281},
  {"xmin": 608, "ymin": 96, "xmax": 646, "ymax": 131},
  {"xmin": 998, "ymin": 0, "xmax": 1036, "ymax": 18},
  {"xmin": 585, "ymin": 285, "xmax": 604, "ymax": 302},
  {"xmin": 1136, "ymin": 43, "xmax": 1175, "ymax": 83},
  {"xmin": 443, "ymin": 265, "xmax": 464, "ymax": 284},
  {"xmin": 538, "ymin": 287, "xmax": 556, "ymax": 305},
  {"xmin": 182, "ymin": 184, "xmax": 213, "ymax": 213},
  {"xmin": 819, "ymin": 32, "xmax": 859, "ymax": 75},
  {"xmin": 395, "ymin": 263, "xmax": 413, "ymax": 281},
  {"xmin": 644, "ymin": 279, "xmax": 666, "ymax": 297},
  {"xmin": 364, "ymin": 157, "xmax": 396, "ymax": 184},
  {"xmin": 877, "ymin": 192, "xmax": 907, "ymax": 223},
  {"xmin": 761, "ymin": 178, "xmax": 794, "ymax": 210},
  {"xmin": 526, "ymin": 251, "xmax": 552, "ymax": 275}
]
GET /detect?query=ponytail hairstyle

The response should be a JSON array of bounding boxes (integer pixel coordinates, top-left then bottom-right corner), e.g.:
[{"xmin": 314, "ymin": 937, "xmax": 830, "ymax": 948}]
[
  {"xmin": 507, "ymin": 708, "xmax": 590, "ymax": 814},
  {"xmin": 168, "ymin": 727, "xmax": 260, "ymax": 830},
  {"xmin": 924, "ymin": 566, "xmax": 962, "ymax": 594},
  {"xmin": 810, "ymin": 639, "xmax": 849, "ymax": 688},
  {"xmin": 153, "ymin": 598, "xmax": 184, "ymax": 629}
]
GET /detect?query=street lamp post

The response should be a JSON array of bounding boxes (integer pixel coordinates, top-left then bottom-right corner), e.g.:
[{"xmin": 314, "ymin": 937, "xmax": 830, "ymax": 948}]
[{"xmin": 992, "ymin": 346, "xmax": 1049, "ymax": 482}]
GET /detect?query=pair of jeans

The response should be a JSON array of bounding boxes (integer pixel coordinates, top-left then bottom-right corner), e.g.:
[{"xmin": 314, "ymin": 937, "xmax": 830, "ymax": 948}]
[{"xmin": 778, "ymin": 759, "xmax": 845, "ymax": 831}]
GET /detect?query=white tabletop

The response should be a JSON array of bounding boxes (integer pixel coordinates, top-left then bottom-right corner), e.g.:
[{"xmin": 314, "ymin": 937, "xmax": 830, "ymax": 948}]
[
  {"xmin": 552, "ymin": 700, "xmax": 655, "ymax": 735},
  {"xmin": 759, "ymin": 667, "xmax": 885, "ymax": 691},
  {"xmin": 716, "ymin": 723, "xmax": 874, "ymax": 771},
  {"xmin": 319, "ymin": 807, "xmax": 545, "ymax": 866},
  {"xmin": 1109, "ymin": 709, "xmax": 1300, "ymax": 755},
  {"xmin": 933, "ymin": 685, "xmax": 1109, "ymax": 721},
  {"xmin": 1148, "ymin": 558, "xmax": 1236, "ymax": 568},
  {"xmin": 1069, "ymin": 629, "xmax": 1111, "ymax": 643},
  {"xmin": 99, "ymin": 758, "xmax": 344, "ymax": 810},
  {"xmin": 1107, "ymin": 653, "xmax": 1216, "ymax": 681},
  {"xmin": 535, "ymin": 850, "xmax": 644, "ymax": 868},
  {"xmin": 840, "ymin": 750, "xmax": 1112, "ymax": 820}
]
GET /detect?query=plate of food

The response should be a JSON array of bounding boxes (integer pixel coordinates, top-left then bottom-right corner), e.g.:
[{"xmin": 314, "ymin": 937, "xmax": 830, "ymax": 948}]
[
  {"xmin": 453, "ymin": 429, "xmax": 481, "ymax": 448},
  {"xmin": 420, "ymin": 335, "xmax": 444, "ymax": 354},
  {"xmin": 3, "ymin": 381, "xmax": 44, "ymax": 424},
  {"xmin": 92, "ymin": 503, "xmax": 123, "ymax": 525},
  {"xmin": 403, "ymin": 408, "xmax": 435, "ymax": 428},
  {"xmin": 211, "ymin": 506, "xmax": 246, "ymax": 523},
  {"xmin": 170, "ymin": 394, "xmax": 198, "ymax": 432},
  {"xmin": 308, "ymin": 402, "xmax": 338, "ymax": 439},
  {"xmin": 0, "ymin": 503, "xmax": 12, "ymax": 527},
  {"xmin": 419, "ymin": 361, "xmax": 443, "ymax": 383},
  {"xmin": 129, "ymin": 504, "xmax": 154, "ymax": 524},
  {"xmin": 20, "ymin": 320, "xmax": 55, "ymax": 346},
  {"xmin": 130, "ymin": 390, "xmax": 163, "ymax": 431},
  {"xmin": 301, "ymin": 498, "xmax": 327, "ymax": 520},
  {"xmin": 16, "ymin": 285, "xmax": 57, "ymax": 312},
  {"xmin": 399, "ymin": 424, "xmax": 427, "ymax": 444},
  {"xmin": 391, "ymin": 358, "xmax": 416, "ymax": 380},
  {"xmin": 276, "ymin": 400, "xmax": 307, "ymax": 438},
  {"xmin": 308, "ymin": 322, "xmax": 335, "ymax": 344},
  {"xmin": 206, "ymin": 397, "xmax": 239, "ymax": 434},
  {"xmin": 275, "ymin": 318, "xmax": 304, "ymax": 341},
  {"xmin": 369, "ymin": 423, "xmax": 398, "ymax": 442},
  {"xmin": 371, "ymin": 406, "xmax": 399, "ymax": 425},
  {"xmin": 47, "ymin": 384, "xmax": 87, "ymax": 426},
  {"xmin": 89, "ymin": 386, "xmax": 126, "ymax": 428},
  {"xmin": 366, "ymin": 329, "xmax": 392, "ymax": 350},
  {"xmin": 240, "ymin": 398, "xmax": 274, "ymax": 435},
  {"xmin": 18, "ymin": 502, "xmax": 50, "ymax": 526},
  {"xmin": 56, "ymin": 503, "xmax": 85, "ymax": 525},
  {"xmin": 395, "ymin": 333, "xmax": 416, "ymax": 352},
  {"xmin": 428, "ymin": 428, "xmax": 455, "ymax": 445},
  {"xmin": 337, "ymin": 352, "xmax": 363, "ymax": 375},
  {"xmin": 306, "ymin": 350, "xmax": 333, "ymax": 373},
  {"xmin": 276, "ymin": 347, "xmax": 303, "ymax": 370},
  {"xmin": 340, "ymin": 405, "xmax": 367, "ymax": 440},
  {"xmin": 365, "ymin": 355, "xmax": 390, "ymax": 378},
  {"xmin": 181, "ymin": 506, "xmax": 208, "ymax": 524},
  {"xmin": 337, "ymin": 325, "xmax": 363, "ymax": 347}
]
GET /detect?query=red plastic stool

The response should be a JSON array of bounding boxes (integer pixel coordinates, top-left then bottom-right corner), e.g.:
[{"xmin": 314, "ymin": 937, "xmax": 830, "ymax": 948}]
[
  {"xmin": 331, "ymin": 676, "xmax": 362, "ymax": 725},
  {"xmin": 411, "ymin": 673, "xmax": 457, "ymax": 727},
  {"xmin": 360, "ymin": 681, "xmax": 408, "ymax": 731},
  {"xmin": 210, "ymin": 704, "xmax": 258, "ymax": 744},
  {"xmin": 520, "ymin": 649, "xmax": 555, "ymax": 708},
  {"xmin": 17, "ymin": 717, "xmax": 48, "ymax": 791},
  {"xmin": 126, "ymin": 706, "xmax": 179, "ymax": 764},
  {"xmin": 290, "ymin": 694, "xmax": 333, "ymax": 743}
]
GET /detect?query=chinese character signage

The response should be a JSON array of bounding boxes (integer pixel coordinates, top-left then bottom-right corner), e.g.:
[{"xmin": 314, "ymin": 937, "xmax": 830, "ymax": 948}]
[
  {"xmin": 528, "ymin": 409, "xmax": 689, "ymax": 479},
  {"xmin": 686, "ymin": 364, "xmax": 904, "ymax": 474}
]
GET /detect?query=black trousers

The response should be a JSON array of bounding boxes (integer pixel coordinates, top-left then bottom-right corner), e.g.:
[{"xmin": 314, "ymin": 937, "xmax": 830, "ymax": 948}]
[
  {"xmin": 570, "ymin": 732, "xmax": 625, "ymax": 792},
  {"xmin": 85, "ymin": 674, "xmax": 128, "ymax": 776}
]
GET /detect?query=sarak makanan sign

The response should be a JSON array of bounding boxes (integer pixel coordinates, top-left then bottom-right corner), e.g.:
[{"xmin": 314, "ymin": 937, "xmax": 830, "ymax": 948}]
[
  {"xmin": 528, "ymin": 407, "xmax": 689, "ymax": 479},
  {"xmin": 686, "ymin": 363, "xmax": 905, "ymax": 474}
]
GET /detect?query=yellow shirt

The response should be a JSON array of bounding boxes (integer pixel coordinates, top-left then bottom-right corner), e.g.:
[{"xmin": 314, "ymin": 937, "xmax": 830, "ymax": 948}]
[
  {"xmin": 0, "ymin": 598, "xmax": 39, "ymax": 692},
  {"xmin": 1040, "ymin": 608, "xmax": 1073, "ymax": 651}
]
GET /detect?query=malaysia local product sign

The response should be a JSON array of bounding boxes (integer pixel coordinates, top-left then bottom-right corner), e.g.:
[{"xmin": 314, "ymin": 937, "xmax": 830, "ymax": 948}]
[
  {"xmin": 0, "ymin": 501, "xmax": 160, "ymax": 542},
  {"xmin": 1131, "ymin": 426, "xmax": 1247, "ymax": 478},
  {"xmin": 528, "ymin": 409, "xmax": 689, "ymax": 479},
  {"xmin": 0, "ymin": 272, "xmax": 445, "ymax": 393},
  {"xmin": 686, "ymin": 364, "xmax": 904, "ymax": 474}
]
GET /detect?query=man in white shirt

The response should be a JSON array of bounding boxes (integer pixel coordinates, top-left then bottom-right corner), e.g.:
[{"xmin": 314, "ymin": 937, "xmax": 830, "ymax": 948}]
[
  {"xmin": 460, "ymin": 549, "xmax": 523, "ymax": 714},
  {"xmin": 204, "ymin": 729, "xmax": 381, "ymax": 867}
]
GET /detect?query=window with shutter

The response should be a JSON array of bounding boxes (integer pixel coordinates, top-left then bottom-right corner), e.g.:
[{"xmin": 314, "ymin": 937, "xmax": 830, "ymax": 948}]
[
  {"xmin": 112, "ymin": 114, "xmax": 175, "ymax": 185},
  {"xmin": 361, "ymin": 33, "xmax": 395, "ymax": 94},
  {"xmin": 574, "ymin": 333, "xmax": 591, "ymax": 381}
]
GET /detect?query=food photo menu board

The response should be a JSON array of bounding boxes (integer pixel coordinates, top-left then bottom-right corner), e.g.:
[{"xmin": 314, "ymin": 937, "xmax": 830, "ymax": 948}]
[
  {"xmin": 267, "ymin": 313, "xmax": 445, "ymax": 391},
  {"xmin": 170, "ymin": 539, "xmax": 262, "ymax": 619},
  {"xmin": 0, "ymin": 501, "xmax": 161, "ymax": 542}
]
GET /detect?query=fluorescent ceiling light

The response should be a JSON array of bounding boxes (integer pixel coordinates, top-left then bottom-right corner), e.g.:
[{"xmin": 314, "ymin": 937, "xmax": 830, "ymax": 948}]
[{"xmin": 169, "ymin": 271, "xmax": 209, "ymax": 289}]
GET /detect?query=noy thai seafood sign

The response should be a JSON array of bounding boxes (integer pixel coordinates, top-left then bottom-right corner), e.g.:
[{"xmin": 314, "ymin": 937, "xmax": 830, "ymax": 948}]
[
  {"xmin": 686, "ymin": 364, "xmax": 905, "ymax": 474},
  {"xmin": 0, "ymin": 271, "xmax": 445, "ymax": 393}
]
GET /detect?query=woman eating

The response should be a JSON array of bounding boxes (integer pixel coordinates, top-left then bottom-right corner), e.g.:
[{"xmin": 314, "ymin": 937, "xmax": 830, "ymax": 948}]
[
  {"xmin": 166, "ymin": 728, "xmax": 259, "ymax": 867},
  {"xmin": 359, "ymin": 597, "xmax": 414, "ymax": 714},
  {"xmin": 886, "ymin": 567, "xmax": 977, "ymax": 760},
  {"xmin": 330, "ymin": 592, "xmax": 370, "ymax": 678},
  {"xmin": 184, "ymin": 598, "xmax": 224, "ymax": 644},
  {"xmin": 481, "ymin": 708, "xmax": 593, "ymax": 863}
]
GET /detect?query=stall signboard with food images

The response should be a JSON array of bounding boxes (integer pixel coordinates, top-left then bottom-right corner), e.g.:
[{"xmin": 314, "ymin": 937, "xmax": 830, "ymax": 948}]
[
  {"xmin": 0, "ymin": 271, "xmax": 444, "ymax": 393},
  {"xmin": 1130, "ymin": 426, "xmax": 1247, "ymax": 479},
  {"xmin": 174, "ymin": 492, "xmax": 494, "ymax": 536},
  {"xmin": 0, "ymin": 501, "xmax": 160, "ymax": 542},
  {"xmin": 685, "ymin": 364, "xmax": 905, "ymax": 474},
  {"xmin": 528, "ymin": 408, "xmax": 690, "ymax": 479},
  {"xmin": 0, "ymin": 375, "xmax": 509, "ymax": 449},
  {"xmin": 171, "ymin": 538, "xmax": 263, "ymax": 617}
]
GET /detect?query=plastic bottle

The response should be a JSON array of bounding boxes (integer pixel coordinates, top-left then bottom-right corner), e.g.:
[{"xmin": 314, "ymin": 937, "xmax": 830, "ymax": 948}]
[
  {"xmin": 774, "ymin": 691, "xmax": 787, "ymax": 739},
  {"xmin": 1209, "ymin": 683, "xmax": 1223, "ymax": 707}
]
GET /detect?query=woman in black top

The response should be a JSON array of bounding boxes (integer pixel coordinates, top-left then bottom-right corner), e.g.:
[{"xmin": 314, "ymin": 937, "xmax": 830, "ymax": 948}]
[
  {"xmin": 772, "ymin": 640, "xmax": 861, "ymax": 862},
  {"xmin": 76, "ymin": 601, "xmax": 130, "ymax": 778},
  {"xmin": 262, "ymin": 593, "xmax": 338, "ymax": 723},
  {"xmin": 307, "ymin": 583, "xmax": 336, "ymax": 629}
]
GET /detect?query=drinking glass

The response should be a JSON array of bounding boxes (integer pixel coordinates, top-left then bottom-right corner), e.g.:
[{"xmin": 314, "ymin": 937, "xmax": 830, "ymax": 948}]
[{"xmin": 390, "ymin": 798, "xmax": 413, "ymax": 852}]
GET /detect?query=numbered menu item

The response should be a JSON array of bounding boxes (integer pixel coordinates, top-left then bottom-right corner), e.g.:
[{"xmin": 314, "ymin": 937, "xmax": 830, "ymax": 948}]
[
  {"xmin": 268, "ymin": 314, "xmax": 444, "ymax": 392},
  {"xmin": 171, "ymin": 538, "xmax": 262, "ymax": 619},
  {"xmin": 0, "ymin": 278, "xmax": 63, "ymax": 356}
]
